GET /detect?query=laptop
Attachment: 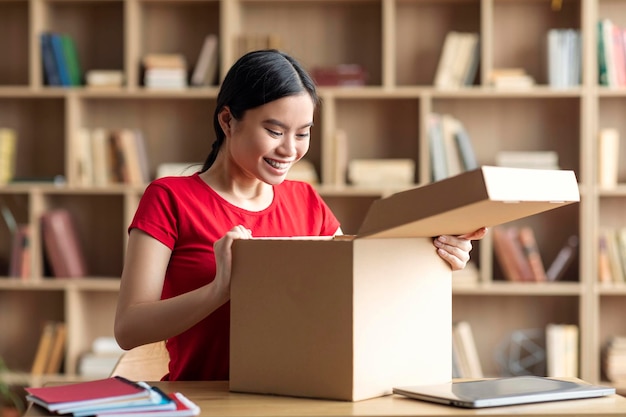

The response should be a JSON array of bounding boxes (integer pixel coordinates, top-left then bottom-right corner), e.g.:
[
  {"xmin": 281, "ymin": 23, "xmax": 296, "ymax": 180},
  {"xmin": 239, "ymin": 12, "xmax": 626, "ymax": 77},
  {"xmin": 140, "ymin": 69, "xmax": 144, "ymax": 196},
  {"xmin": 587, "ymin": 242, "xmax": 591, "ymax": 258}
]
[{"xmin": 392, "ymin": 376, "xmax": 615, "ymax": 408}]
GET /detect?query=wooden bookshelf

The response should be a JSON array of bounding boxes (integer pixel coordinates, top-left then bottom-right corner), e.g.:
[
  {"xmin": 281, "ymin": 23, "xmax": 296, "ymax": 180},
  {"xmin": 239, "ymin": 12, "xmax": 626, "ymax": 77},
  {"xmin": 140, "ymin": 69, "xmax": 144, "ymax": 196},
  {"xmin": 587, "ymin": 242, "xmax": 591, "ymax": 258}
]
[{"xmin": 0, "ymin": 0, "xmax": 623, "ymax": 390}]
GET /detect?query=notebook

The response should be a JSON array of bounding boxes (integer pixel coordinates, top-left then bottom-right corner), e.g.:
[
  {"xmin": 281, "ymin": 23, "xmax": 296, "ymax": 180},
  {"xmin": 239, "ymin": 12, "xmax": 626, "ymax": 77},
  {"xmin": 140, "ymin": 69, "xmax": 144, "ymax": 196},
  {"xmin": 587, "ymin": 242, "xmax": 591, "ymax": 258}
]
[{"xmin": 392, "ymin": 376, "xmax": 615, "ymax": 408}]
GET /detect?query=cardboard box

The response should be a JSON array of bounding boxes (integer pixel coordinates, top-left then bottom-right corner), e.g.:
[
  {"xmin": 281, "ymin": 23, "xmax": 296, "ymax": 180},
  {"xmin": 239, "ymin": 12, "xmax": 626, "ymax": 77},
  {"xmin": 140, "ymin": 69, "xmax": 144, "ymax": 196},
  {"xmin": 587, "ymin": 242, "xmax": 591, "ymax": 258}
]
[{"xmin": 229, "ymin": 166, "xmax": 580, "ymax": 401}]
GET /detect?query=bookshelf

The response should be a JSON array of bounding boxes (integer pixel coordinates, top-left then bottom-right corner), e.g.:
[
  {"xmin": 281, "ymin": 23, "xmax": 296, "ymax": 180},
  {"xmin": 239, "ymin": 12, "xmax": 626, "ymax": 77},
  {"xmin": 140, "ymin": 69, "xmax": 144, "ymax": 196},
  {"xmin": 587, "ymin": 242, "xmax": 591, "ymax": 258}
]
[{"xmin": 0, "ymin": 0, "xmax": 623, "ymax": 392}]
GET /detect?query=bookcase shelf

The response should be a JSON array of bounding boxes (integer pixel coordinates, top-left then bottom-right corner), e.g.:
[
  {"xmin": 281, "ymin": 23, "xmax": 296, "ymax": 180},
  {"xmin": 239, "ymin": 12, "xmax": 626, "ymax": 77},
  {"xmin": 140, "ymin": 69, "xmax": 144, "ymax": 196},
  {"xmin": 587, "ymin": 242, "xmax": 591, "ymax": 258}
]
[{"xmin": 0, "ymin": 0, "xmax": 622, "ymax": 391}]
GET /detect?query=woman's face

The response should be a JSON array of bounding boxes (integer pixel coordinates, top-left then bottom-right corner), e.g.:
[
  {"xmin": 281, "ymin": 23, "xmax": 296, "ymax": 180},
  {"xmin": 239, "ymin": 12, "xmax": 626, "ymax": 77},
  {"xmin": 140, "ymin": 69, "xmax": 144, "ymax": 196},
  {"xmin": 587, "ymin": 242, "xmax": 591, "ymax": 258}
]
[{"xmin": 224, "ymin": 93, "xmax": 315, "ymax": 185}]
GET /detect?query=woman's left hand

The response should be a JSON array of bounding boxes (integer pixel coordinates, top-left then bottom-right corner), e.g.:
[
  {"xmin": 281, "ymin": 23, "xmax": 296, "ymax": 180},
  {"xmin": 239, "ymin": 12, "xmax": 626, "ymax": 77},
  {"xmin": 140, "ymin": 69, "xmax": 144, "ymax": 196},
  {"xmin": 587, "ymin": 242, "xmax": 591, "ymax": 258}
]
[{"xmin": 433, "ymin": 227, "xmax": 488, "ymax": 271}]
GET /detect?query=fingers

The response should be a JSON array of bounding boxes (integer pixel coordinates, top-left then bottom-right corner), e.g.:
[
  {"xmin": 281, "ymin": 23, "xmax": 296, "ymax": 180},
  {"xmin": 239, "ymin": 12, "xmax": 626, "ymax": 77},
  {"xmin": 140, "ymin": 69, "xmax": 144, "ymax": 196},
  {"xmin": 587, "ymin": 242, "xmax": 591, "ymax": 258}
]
[
  {"xmin": 458, "ymin": 227, "xmax": 488, "ymax": 241},
  {"xmin": 434, "ymin": 235, "xmax": 472, "ymax": 271}
]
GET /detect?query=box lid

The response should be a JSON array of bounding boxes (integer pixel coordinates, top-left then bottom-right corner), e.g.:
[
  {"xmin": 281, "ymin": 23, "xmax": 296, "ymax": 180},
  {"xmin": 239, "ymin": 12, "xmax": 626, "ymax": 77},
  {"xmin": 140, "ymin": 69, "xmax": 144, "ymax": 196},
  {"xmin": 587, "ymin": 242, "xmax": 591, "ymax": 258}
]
[{"xmin": 357, "ymin": 166, "xmax": 580, "ymax": 239}]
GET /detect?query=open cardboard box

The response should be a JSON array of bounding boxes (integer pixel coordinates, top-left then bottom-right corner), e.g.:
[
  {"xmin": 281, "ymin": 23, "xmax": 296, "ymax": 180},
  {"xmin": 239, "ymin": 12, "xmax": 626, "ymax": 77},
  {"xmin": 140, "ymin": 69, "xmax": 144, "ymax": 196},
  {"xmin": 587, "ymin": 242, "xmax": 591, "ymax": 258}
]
[{"xmin": 229, "ymin": 166, "xmax": 580, "ymax": 401}]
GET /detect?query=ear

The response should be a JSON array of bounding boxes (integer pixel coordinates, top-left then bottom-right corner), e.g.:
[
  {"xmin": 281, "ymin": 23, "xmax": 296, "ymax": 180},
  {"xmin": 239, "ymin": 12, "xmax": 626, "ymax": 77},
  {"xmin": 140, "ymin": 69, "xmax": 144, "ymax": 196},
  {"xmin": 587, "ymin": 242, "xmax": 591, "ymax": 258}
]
[{"xmin": 217, "ymin": 107, "xmax": 233, "ymax": 136}]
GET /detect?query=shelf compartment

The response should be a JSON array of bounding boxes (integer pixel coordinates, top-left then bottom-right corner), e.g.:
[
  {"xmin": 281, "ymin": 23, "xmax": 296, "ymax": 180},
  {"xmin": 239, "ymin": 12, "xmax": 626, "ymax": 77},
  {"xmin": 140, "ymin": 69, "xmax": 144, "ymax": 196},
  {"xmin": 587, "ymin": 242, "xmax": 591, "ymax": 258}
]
[
  {"xmin": 0, "ymin": 288, "xmax": 64, "ymax": 372},
  {"xmin": 452, "ymin": 294, "xmax": 579, "ymax": 377},
  {"xmin": 238, "ymin": 0, "xmax": 382, "ymax": 86},
  {"xmin": 395, "ymin": 0, "xmax": 481, "ymax": 87},
  {"xmin": 492, "ymin": 0, "xmax": 582, "ymax": 85},
  {"xmin": 66, "ymin": 288, "xmax": 119, "ymax": 375},
  {"xmin": 0, "ymin": 0, "xmax": 29, "ymax": 86},
  {"xmin": 78, "ymin": 97, "xmax": 217, "ymax": 181},
  {"xmin": 431, "ymin": 96, "xmax": 582, "ymax": 177},
  {"xmin": 0, "ymin": 96, "xmax": 66, "ymax": 181},
  {"xmin": 598, "ymin": 97, "xmax": 626, "ymax": 184},
  {"xmin": 0, "ymin": 192, "xmax": 30, "ymax": 280},
  {"xmin": 490, "ymin": 205, "xmax": 580, "ymax": 283},
  {"xmin": 41, "ymin": 193, "xmax": 125, "ymax": 278},
  {"xmin": 333, "ymin": 97, "xmax": 420, "ymax": 185},
  {"xmin": 42, "ymin": 0, "xmax": 125, "ymax": 81},
  {"xmin": 137, "ymin": 0, "xmax": 220, "ymax": 86}
]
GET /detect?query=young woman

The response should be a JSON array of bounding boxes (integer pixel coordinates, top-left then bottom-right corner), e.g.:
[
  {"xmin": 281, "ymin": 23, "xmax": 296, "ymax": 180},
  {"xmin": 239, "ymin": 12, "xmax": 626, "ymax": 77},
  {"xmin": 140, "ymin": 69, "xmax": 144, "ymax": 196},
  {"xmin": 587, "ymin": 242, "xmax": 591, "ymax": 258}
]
[{"xmin": 114, "ymin": 49, "xmax": 487, "ymax": 381}]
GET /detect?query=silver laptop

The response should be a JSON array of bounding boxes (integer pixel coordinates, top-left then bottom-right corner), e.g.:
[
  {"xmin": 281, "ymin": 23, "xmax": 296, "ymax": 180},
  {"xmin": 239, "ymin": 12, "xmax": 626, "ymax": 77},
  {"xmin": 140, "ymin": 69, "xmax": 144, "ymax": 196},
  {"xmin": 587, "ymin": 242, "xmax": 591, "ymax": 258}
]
[{"xmin": 393, "ymin": 376, "xmax": 615, "ymax": 408}]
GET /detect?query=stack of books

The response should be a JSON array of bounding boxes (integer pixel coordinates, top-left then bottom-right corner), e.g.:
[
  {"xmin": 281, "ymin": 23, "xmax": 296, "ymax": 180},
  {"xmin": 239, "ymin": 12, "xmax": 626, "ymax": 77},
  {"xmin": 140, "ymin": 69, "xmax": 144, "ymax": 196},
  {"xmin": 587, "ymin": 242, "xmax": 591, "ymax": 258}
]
[{"xmin": 25, "ymin": 376, "xmax": 200, "ymax": 417}]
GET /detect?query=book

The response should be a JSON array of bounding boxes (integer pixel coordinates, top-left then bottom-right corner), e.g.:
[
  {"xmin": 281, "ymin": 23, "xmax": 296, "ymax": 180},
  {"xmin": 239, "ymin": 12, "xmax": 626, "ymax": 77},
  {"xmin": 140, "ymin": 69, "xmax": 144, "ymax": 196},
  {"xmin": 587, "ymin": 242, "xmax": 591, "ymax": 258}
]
[
  {"xmin": 546, "ymin": 235, "xmax": 579, "ymax": 281},
  {"xmin": 452, "ymin": 117, "xmax": 478, "ymax": 171},
  {"xmin": 25, "ymin": 376, "xmax": 151, "ymax": 413},
  {"xmin": 40, "ymin": 32, "xmax": 61, "ymax": 86},
  {"xmin": 61, "ymin": 34, "xmax": 82, "ymax": 86},
  {"xmin": 452, "ymin": 321, "xmax": 483, "ymax": 378},
  {"xmin": 518, "ymin": 226, "xmax": 547, "ymax": 282},
  {"xmin": 41, "ymin": 208, "xmax": 88, "ymax": 278},
  {"xmin": 347, "ymin": 159, "xmax": 415, "ymax": 187},
  {"xmin": 598, "ymin": 128, "xmax": 620, "ymax": 188},
  {"xmin": 31, "ymin": 321, "xmax": 57, "ymax": 375},
  {"xmin": 93, "ymin": 392, "xmax": 200, "ymax": 417},
  {"xmin": 427, "ymin": 113, "xmax": 448, "ymax": 181},
  {"xmin": 434, "ymin": 31, "xmax": 462, "ymax": 88},
  {"xmin": 0, "ymin": 127, "xmax": 17, "ymax": 184},
  {"xmin": 8, "ymin": 223, "xmax": 30, "ymax": 278},
  {"xmin": 45, "ymin": 322, "xmax": 67, "ymax": 374},
  {"xmin": 546, "ymin": 323, "xmax": 579, "ymax": 378},
  {"xmin": 86, "ymin": 70, "xmax": 125, "ymax": 88},
  {"xmin": 440, "ymin": 114, "xmax": 464, "ymax": 177},
  {"xmin": 49, "ymin": 32, "xmax": 71, "ymax": 86},
  {"xmin": 492, "ymin": 226, "xmax": 534, "ymax": 282},
  {"xmin": 72, "ymin": 384, "xmax": 175, "ymax": 417},
  {"xmin": 191, "ymin": 34, "xmax": 219, "ymax": 86}
]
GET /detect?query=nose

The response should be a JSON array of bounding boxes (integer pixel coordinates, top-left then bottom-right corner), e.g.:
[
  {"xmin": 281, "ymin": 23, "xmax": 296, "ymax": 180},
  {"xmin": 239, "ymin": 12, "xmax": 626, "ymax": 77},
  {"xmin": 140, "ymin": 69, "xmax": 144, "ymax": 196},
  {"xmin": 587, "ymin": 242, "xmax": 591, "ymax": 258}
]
[{"xmin": 277, "ymin": 134, "xmax": 297, "ymax": 156}]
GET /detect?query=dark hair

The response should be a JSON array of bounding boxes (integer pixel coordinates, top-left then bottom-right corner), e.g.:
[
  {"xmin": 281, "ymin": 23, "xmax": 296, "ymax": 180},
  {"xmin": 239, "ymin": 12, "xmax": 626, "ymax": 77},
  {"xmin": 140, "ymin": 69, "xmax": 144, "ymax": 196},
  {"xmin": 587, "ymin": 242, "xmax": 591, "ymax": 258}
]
[{"xmin": 201, "ymin": 49, "xmax": 320, "ymax": 172}]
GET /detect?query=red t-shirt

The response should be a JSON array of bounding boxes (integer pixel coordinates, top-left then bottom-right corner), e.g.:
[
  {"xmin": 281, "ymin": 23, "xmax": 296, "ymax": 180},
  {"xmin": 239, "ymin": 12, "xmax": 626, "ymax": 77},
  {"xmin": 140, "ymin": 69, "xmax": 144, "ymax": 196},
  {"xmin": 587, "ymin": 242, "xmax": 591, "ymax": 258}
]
[{"xmin": 129, "ymin": 173, "xmax": 340, "ymax": 381}]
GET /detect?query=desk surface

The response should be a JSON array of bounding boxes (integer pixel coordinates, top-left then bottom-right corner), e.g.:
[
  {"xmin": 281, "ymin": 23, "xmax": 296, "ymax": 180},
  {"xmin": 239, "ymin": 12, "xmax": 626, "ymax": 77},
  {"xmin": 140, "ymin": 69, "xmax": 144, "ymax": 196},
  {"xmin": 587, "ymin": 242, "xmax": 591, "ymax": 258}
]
[{"xmin": 24, "ymin": 380, "xmax": 626, "ymax": 417}]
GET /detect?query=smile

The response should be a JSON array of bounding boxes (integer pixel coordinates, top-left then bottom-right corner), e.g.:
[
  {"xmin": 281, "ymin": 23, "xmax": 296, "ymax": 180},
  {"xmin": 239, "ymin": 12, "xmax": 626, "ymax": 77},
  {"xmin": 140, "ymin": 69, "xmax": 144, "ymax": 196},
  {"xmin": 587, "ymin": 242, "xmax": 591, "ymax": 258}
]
[{"xmin": 265, "ymin": 158, "xmax": 291, "ymax": 170}]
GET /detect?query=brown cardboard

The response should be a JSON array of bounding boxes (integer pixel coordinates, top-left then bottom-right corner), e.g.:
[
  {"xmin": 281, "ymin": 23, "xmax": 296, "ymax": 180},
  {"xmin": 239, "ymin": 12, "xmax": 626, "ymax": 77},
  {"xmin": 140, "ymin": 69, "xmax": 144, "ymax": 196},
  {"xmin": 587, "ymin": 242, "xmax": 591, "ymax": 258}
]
[
  {"xmin": 358, "ymin": 166, "xmax": 580, "ymax": 238},
  {"xmin": 229, "ymin": 166, "xmax": 580, "ymax": 402}
]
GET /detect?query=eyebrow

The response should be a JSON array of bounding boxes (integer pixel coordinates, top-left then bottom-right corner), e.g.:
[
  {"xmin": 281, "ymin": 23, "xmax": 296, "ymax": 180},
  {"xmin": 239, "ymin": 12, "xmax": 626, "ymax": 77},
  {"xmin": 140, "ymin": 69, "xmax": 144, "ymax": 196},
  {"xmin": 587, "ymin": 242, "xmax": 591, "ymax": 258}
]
[{"xmin": 263, "ymin": 118, "xmax": 314, "ymax": 129}]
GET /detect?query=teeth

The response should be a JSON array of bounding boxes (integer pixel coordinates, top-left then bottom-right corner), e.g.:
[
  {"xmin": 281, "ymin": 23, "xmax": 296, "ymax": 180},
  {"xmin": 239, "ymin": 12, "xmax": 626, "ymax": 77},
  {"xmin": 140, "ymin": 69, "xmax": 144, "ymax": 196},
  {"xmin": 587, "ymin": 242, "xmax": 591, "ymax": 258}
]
[{"xmin": 266, "ymin": 159, "xmax": 290, "ymax": 170}]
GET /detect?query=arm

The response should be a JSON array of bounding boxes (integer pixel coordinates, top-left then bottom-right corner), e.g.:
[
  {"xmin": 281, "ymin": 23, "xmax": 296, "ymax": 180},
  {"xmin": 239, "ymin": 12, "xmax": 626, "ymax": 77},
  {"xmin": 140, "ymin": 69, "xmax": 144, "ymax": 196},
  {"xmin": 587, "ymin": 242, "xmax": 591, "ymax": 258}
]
[
  {"xmin": 434, "ymin": 227, "xmax": 488, "ymax": 271},
  {"xmin": 114, "ymin": 226, "xmax": 251, "ymax": 350}
]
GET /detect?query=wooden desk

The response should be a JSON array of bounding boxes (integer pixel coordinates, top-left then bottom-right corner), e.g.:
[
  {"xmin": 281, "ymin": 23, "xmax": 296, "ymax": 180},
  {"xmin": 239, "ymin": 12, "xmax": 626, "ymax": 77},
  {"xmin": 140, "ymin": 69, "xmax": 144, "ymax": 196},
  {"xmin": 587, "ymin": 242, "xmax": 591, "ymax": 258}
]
[{"xmin": 24, "ymin": 380, "xmax": 626, "ymax": 417}]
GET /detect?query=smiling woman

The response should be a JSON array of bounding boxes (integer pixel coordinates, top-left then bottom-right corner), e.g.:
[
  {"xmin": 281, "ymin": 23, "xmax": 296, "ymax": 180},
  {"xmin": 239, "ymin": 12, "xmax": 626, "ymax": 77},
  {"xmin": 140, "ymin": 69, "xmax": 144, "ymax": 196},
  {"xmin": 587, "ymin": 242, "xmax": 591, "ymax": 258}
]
[{"xmin": 113, "ymin": 49, "xmax": 483, "ymax": 383}]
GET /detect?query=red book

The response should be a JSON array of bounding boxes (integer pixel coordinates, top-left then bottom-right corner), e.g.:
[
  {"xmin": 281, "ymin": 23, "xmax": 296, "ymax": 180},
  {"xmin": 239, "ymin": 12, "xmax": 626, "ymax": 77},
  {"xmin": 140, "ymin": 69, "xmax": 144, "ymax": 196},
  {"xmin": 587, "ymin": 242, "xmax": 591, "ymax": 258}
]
[
  {"xmin": 41, "ymin": 208, "xmax": 88, "ymax": 277},
  {"xmin": 25, "ymin": 376, "xmax": 150, "ymax": 412}
]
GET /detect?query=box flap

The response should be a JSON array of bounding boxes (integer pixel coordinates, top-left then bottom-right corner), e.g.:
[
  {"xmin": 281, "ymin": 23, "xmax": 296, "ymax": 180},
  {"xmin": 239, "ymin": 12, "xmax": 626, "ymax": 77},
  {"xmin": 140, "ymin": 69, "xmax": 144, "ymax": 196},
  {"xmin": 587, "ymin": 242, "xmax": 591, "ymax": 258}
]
[{"xmin": 357, "ymin": 166, "xmax": 580, "ymax": 239}]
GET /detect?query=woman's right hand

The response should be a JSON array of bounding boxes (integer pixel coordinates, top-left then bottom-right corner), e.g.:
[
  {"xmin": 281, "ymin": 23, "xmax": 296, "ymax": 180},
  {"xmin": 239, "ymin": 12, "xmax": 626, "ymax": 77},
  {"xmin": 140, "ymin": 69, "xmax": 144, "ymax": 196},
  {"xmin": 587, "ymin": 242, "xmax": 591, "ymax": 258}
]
[{"xmin": 212, "ymin": 225, "xmax": 253, "ymax": 301}]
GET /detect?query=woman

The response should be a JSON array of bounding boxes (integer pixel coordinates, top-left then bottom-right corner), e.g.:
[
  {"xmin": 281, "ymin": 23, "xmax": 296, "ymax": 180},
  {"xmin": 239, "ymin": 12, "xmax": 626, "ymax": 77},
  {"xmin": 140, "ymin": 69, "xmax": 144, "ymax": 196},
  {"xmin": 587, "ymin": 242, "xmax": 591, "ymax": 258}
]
[{"xmin": 114, "ymin": 49, "xmax": 486, "ymax": 381}]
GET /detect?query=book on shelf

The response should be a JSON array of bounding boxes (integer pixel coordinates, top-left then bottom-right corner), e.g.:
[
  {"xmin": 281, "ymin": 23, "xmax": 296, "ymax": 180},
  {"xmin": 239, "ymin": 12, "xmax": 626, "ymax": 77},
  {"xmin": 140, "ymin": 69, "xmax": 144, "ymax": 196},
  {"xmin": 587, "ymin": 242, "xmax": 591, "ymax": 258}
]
[
  {"xmin": 547, "ymin": 28, "xmax": 581, "ymax": 88},
  {"xmin": 598, "ymin": 230, "xmax": 614, "ymax": 284},
  {"xmin": 434, "ymin": 31, "xmax": 479, "ymax": 88},
  {"xmin": 40, "ymin": 31, "xmax": 83, "ymax": 87},
  {"xmin": 489, "ymin": 68, "xmax": 535, "ymax": 89},
  {"xmin": 495, "ymin": 150, "xmax": 560, "ymax": 170},
  {"xmin": 546, "ymin": 262, "xmax": 572, "ymax": 283},
  {"xmin": 311, "ymin": 64, "xmax": 367, "ymax": 87},
  {"xmin": 86, "ymin": 70, "xmax": 124, "ymax": 88},
  {"xmin": 347, "ymin": 159, "xmax": 415, "ymax": 187},
  {"xmin": 492, "ymin": 226, "xmax": 535, "ymax": 282},
  {"xmin": 8, "ymin": 223, "xmax": 30, "ymax": 279},
  {"xmin": 25, "ymin": 377, "xmax": 200, "ymax": 416},
  {"xmin": 41, "ymin": 208, "xmax": 88, "ymax": 278},
  {"xmin": 518, "ymin": 226, "xmax": 548, "ymax": 282},
  {"xmin": 452, "ymin": 321, "xmax": 483, "ymax": 379},
  {"xmin": 191, "ymin": 34, "xmax": 219, "ymax": 87},
  {"xmin": 78, "ymin": 336, "xmax": 125, "ymax": 379},
  {"xmin": 142, "ymin": 54, "xmax": 187, "ymax": 89},
  {"xmin": 597, "ymin": 19, "xmax": 626, "ymax": 87},
  {"xmin": 546, "ymin": 323, "xmax": 579, "ymax": 378},
  {"xmin": 30, "ymin": 321, "xmax": 67, "ymax": 375},
  {"xmin": 428, "ymin": 113, "xmax": 478, "ymax": 182},
  {"xmin": 598, "ymin": 128, "xmax": 620, "ymax": 188},
  {"xmin": 79, "ymin": 128, "xmax": 150, "ymax": 186},
  {"xmin": 0, "ymin": 127, "xmax": 17, "ymax": 184}
]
